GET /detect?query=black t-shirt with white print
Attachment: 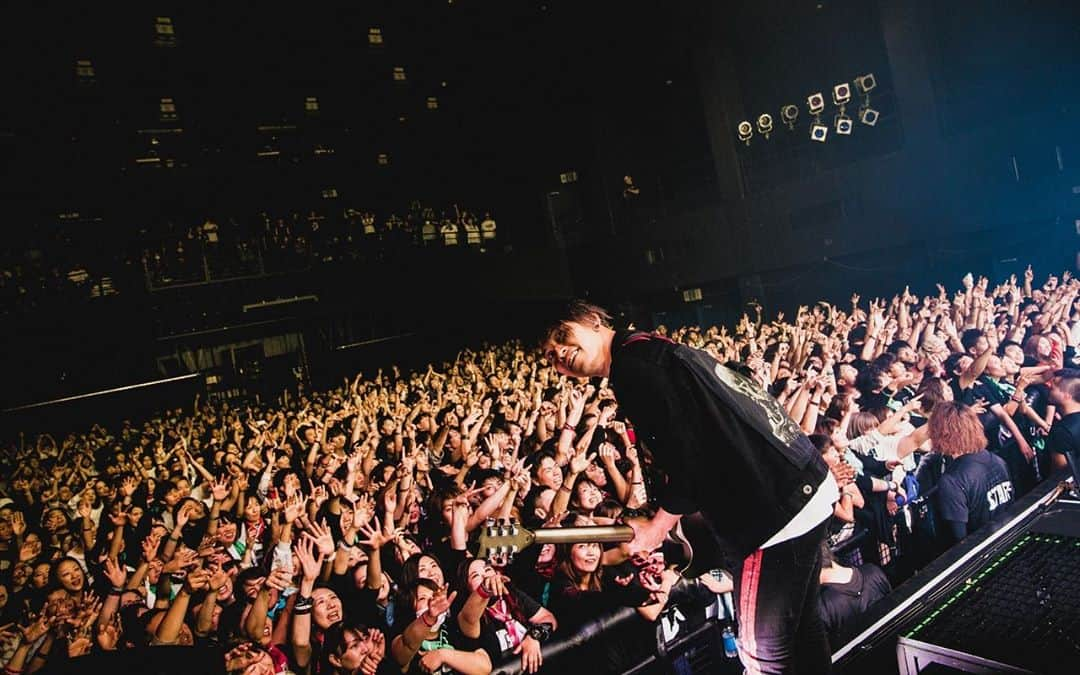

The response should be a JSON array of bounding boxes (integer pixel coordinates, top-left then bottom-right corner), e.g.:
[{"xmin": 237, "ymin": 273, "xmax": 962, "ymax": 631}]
[{"xmin": 935, "ymin": 450, "xmax": 1014, "ymax": 543}]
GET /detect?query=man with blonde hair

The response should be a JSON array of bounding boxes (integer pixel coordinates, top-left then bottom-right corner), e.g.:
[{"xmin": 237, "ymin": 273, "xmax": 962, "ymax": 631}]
[{"xmin": 929, "ymin": 402, "xmax": 1014, "ymax": 544}]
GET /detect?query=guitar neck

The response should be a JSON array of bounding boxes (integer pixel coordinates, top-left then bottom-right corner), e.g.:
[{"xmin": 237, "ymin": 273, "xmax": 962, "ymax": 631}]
[{"xmin": 531, "ymin": 525, "xmax": 634, "ymax": 546}]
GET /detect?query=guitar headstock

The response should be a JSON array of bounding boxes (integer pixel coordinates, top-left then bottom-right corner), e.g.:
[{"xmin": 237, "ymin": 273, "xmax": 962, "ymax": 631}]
[{"xmin": 474, "ymin": 518, "xmax": 534, "ymax": 563}]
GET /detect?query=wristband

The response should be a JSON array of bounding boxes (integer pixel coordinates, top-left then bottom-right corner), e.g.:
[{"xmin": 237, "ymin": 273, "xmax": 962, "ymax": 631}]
[
  {"xmin": 527, "ymin": 622, "xmax": 553, "ymax": 643},
  {"xmin": 421, "ymin": 611, "xmax": 437, "ymax": 627},
  {"xmin": 294, "ymin": 595, "xmax": 313, "ymax": 613},
  {"xmin": 562, "ymin": 423, "xmax": 575, "ymax": 433},
  {"xmin": 109, "ymin": 586, "xmax": 124, "ymax": 595},
  {"xmin": 475, "ymin": 585, "xmax": 491, "ymax": 599}
]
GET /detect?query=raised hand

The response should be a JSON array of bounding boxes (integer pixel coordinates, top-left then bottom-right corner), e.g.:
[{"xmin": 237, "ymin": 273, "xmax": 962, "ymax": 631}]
[
  {"xmin": 176, "ymin": 502, "xmax": 194, "ymax": 529},
  {"xmin": 294, "ymin": 536, "xmax": 325, "ymax": 581},
  {"xmin": 426, "ymin": 584, "xmax": 457, "ymax": 619},
  {"xmin": 464, "ymin": 449, "xmax": 480, "ymax": 468},
  {"xmin": 326, "ymin": 476, "xmax": 344, "ymax": 496},
  {"xmin": 512, "ymin": 471, "xmax": 532, "ymax": 494},
  {"xmin": 183, "ymin": 567, "xmax": 211, "ymax": 593},
  {"xmin": 480, "ymin": 570, "xmax": 509, "ymax": 599},
  {"xmin": 264, "ymin": 567, "xmax": 293, "ymax": 592},
  {"xmin": 19, "ymin": 538, "xmax": 42, "ymax": 562},
  {"xmin": 568, "ymin": 387, "xmax": 585, "ymax": 413},
  {"xmin": 104, "ymin": 557, "xmax": 128, "ymax": 588},
  {"xmin": 67, "ymin": 635, "xmax": 93, "ymax": 658},
  {"xmin": 358, "ymin": 518, "xmax": 399, "ymax": 550},
  {"xmin": 303, "ymin": 519, "xmax": 335, "ymax": 558},
  {"xmin": 107, "ymin": 509, "xmax": 129, "ymax": 528},
  {"xmin": 283, "ymin": 494, "xmax": 304, "ymax": 524},
  {"xmin": 360, "ymin": 629, "xmax": 385, "ymax": 675},
  {"xmin": 570, "ymin": 449, "xmax": 596, "ymax": 475},
  {"xmin": 353, "ymin": 494, "xmax": 375, "ymax": 529},
  {"xmin": 20, "ymin": 614, "xmax": 51, "ymax": 643},
  {"xmin": 225, "ymin": 643, "xmax": 267, "ymax": 673},
  {"xmin": 830, "ymin": 461, "xmax": 856, "ymax": 489},
  {"xmin": 210, "ymin": 476, "xmax": 231, "ymax": 503},
  {"xmin": 209, "ymin": 563, "xmax": 230, "ymax": 592},
  {"xmin": 142, "ymin": 531, "xmax": 163, "ymax": 562},
  {"xmin": 10, "ymin": 511, "xmax": 26, "ymax": 537},
  {"xmin": 162, "ymin": 548, "xmax": 199, "ymax": 575},
  {"xmin": 120, "ymin": 476, "xmax": 139, "ymax": 498},
  {"xmin": 598, "ymin": 442, "xmax": 619, "ymax": 466},
  {"xmin": 969, "ymin": 397, "xmax": 989, "ymax": 415},
  {"xmin": 381, "ymin": 487, "xmax": 398, "ymax": 514},
  {"xmin": 309, "ymin": 485, "xmax": 329, "ymax": 512},
  {"xmin": 97, "ymin": 617, "xmax": 121, "ymax": 651},
  {"xmin": 77, "ymin": 592, "xmax": 104, "ymax": 632}
]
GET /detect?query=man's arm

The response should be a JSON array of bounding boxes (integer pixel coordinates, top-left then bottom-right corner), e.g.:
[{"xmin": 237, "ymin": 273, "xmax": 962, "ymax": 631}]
[{"xmin": 959, "ymin": 347, "xmax": 993, "ymax": 391}]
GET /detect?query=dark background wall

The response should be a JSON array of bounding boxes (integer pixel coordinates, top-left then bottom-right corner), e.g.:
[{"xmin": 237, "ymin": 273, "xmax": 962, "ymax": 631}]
[{"xmin": 571, "ymin": 0, "xmax": 1080, "ymax": 319}]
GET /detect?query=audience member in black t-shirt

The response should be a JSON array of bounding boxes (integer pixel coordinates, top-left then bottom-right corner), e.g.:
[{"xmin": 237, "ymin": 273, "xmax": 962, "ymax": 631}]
[
  {"xmin": 929, "ymin": 402, "xmax": 1015, "ymax": 544},
  {"xmin": 1046, "ymin": 369, "xmax": 1080, "ymax": 479},
  {"xmin": 817, "ymin": 544, "xmax": 891, "ymax": 648}
]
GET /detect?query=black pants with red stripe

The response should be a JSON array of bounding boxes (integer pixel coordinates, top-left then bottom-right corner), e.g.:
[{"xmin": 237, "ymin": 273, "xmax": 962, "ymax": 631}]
[{"xmin": 731, "ymin": 519, "xmax": 832, "ymax": 674}]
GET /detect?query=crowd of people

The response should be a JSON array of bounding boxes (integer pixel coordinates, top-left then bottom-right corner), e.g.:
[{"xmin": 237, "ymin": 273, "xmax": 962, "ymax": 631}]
[
  {"xmin": 2, "ymin": 264, "xmax": 1079, "ymax": 674},
  {"xmin": 1, "ymin": 202, "xmax": 497, "ymax": 310},
  {"xmin": 143, "ymin": 202, "xmax": 498, "ymax": 288}
]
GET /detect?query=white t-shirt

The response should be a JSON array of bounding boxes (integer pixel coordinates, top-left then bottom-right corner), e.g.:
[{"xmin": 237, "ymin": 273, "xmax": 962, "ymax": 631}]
[{"xmin": 759, "ymin": 471, "xmax": 838, "ymax": 549}]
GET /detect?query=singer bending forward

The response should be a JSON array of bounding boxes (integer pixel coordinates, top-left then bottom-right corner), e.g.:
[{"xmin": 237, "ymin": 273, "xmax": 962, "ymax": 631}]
[{"xmin": 542, "ymin": 302, "xmax": 837, "ymax": 674}]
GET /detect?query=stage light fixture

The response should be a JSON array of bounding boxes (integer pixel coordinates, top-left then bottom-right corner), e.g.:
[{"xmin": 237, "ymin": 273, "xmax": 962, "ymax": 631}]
[
  {"xmin": 832, "ymin": 82, "xmax": 851, "ymax": 106},
  {"xmin": 835, "ymin": 114, "xmax": 852, "ymax": 135},
  {"xmin": 756, "ymin": 113, "xmax": 773, "ymax": 138},
  {"xmin": 807, "ymin": 92, "xmax": 825, "ymax": 115},
  {"xmin": 859, "ymin": 106, "xmax": 879, "ymax": 126},
  {"xmin": 737, "ymin": 120, "xmax": 753, "ymax": 144},
  {"xmin": 810, "ymin": 123, "xmax": 828, "ymax": 142},
  {"xmin": 854, "ymin": 73, "xmax": 877, "ymax": 95},
  {"xmin": 781, "ymin": 104, "xmax": 799, "ymax": 129}
]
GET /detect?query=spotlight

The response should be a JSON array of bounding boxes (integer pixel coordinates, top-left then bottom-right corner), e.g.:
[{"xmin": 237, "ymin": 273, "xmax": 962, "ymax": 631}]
[
  {"xmin": 854, "ymin": 73, "xmax": 877, "ymax": 95},
  {"xmin": 810, "ymin": 123, "xmax": 828, "ymax": 142},
  {"xmin": 756, "ymin": 113, "xmax": 773, "ymax": 138},
  {"xmin": 859, "ymin": 106, "xmax": 879, "ymax": 126},
  {"xmin": 832, "ymin": 82, "xmax": 851, "ymax": 106},
  {"xmin": 835, "ymin": 114, "xmax": 852, "ymax": 135},
  {"xmin": 807, "ymin": 92, "xmax": 825, "ymax": 115},
  {"xmin": 737, "ymin": 120, "xmax": 753, "ymax": 144},
  {"xmin": 781, "ymin": 104, "xmax": 799, "ymax": 129}
]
